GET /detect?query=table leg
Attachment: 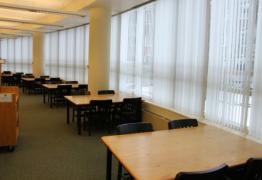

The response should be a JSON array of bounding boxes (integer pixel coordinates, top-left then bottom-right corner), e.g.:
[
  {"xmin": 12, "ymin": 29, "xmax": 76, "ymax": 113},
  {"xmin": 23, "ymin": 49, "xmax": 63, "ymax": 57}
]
[
  {"xmin": 22, "ymin": 80, "xmax": 25, "ymax": 93},
  {"xmin": 67, "ymin": 101, "xmax": 70, "ymax": 124},
  {"xmin": 43, "ymin": 88, "xmax": 46, "ymax": 104},
  {"xmin": 77, "ymin": 107, "xmax": 82, "ymax": 135},
  {"xmin": 106, "ymin": 148, "xmax": 112, "ymax": 180},
  {"xmin": 50, "ymin": 90, "xmax": 53, "ymax": 108}
]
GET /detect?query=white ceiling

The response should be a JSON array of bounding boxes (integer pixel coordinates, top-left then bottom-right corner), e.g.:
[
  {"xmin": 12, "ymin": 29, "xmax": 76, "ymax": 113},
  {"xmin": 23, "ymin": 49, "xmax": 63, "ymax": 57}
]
[
  {"xmin": 89, "ymin": 0, "xmax": 152, "ymax": 14},
  {"xmin": 0, "ymin": 0, "xmax": 151, "ymax": 37}
]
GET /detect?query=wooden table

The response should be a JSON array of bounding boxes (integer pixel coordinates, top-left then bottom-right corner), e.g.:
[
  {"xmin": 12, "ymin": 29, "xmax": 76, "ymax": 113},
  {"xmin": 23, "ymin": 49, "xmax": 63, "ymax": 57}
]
[
  {"xmin": 21, "ymin": 77, "xmax": 35, "ymax": 81},
  {"xmin": 42, "ymin": 84, "xmax": 79, "ymax": 107},
  {"xmin": 102, "ymin": 124, "xmax": 262, "ymax": 180},
  {"xmin": 65, "ymin": 93, "xmax": 136, "ymax": 135},
  {"xmin": 21, "ymin": 77, "xmax": 51, "ymax": 93}
]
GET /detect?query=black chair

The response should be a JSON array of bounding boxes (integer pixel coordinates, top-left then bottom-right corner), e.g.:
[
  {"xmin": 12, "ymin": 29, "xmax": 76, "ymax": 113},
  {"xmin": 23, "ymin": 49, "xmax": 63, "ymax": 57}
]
[
  {"xmin": 13, "ymin": 72, "xmax": 23, "ymax": 86},
  {"xmin": 72, "ymin": 84, "xmax": 89, "ymax": 122},
  {"xmin": 25, "ymin": 73, "xmax": 33, "ymax": 76},
  {"xmin": 168, "ymin": 119, "xmax": 198, "ymax": 130},
  {"xmin": 40, "ymin": 75, "xmax": 50, "ymax": 79},
  {"xmin": 227, "ymin": 158, "xmax": 262, "ymax": 180},
  {"xmin": 84, "ymin": 100, "xmax": 112, "ymax": 136},
  {"xmin": 226, "ymin": 163, "xmax": 246, "ymax": 180},
  {"xmin": 116, "ymin": 122, "xmax": 153, "ymax": 180},
  {"xmin": 116, "ymin": 97, "xmax": 142, "ymax": 125},
  {"xmin": 52, "ymin": 85, "xmax": 72, "ymax": 107},
  {"xmin": 175, "ymin": 164, "xmax": 229, "ymax": 180},
  {"xmin": 28, "ymin": 78, "xmax": 44, "ymax": 94},
  {"xmin": 116, "ymin": 122, "xmax": 153, "ymax": 135},
  {"xmin": 2, "ymin": 71, "xmax": 11, "ymax": 74},
  {"xmin": 65, "ymin": 81, "xmax": 78, "ymax": 84},
  {"xmin": 97, "ymin": 90, "xmax": 115, "ymax": 95},
  {"xmin": 49, "ymin": 77, "xmax": 62, "ymax": 84},
  {"xmin": 243, "ymin": 158, "xmax": 262, "ymax": 180},
  {"xmin": 76, "ymin": 84, "xmax": 88, "ymax": 95}
]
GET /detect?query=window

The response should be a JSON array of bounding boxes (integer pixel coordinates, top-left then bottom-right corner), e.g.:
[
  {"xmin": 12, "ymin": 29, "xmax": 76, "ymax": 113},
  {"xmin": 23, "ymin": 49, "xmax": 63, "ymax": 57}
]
[
  {"xmin": 0, "ymin": 36, "xmax": 32, "ymax": 73},
  {"xmin": 110, "ymin": 0, "xmax": 209, "ymax": 117},
  {"xmin": 43, "ymin": 25, "xmax": 89, "ymax": 83},
  {"xmin": 205, "ymin": 0, "xmax": 258, "ymax": 131},
  {"xmin": 110, "ymin": 0, "xmax": 262, "ymax": 142}
]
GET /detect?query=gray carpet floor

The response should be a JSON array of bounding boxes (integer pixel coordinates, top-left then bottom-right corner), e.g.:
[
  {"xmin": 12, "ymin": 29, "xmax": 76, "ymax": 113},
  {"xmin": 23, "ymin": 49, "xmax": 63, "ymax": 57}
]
[{"xmin": 0, "ymin": 92, "xmax": 117, "ymax": 180}]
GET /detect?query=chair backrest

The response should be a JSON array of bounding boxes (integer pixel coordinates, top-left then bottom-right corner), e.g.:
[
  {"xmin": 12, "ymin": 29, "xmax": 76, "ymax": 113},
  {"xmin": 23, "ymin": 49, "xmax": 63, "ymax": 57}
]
[
  {"xmin": 50, "ymin": 77, "xmax": 61, "ymax": 81},
  {"xmin": 35, "ymin": 78, "xmax": 46, "ymax": 84},
  {"xmin": 50, "ymin": 77, "xmax": 62, "ymax": 84},
  {"xmin": 89, "ymin": 100, "xmax": 112, "ymax": 114},
  {"xmin": 3, "ymin": 71, "xmax": 11, "ymax": 74},
  {"xmin": 13, "ymin": 73, "xmax": 22, "ymax": 78},
  {"xmin": 243, "ymin": 158, "xmax": 262, "ymax": 180},
  {"xmin": 66, "ymin": 81, "xmax": 78, "ymax": 84},
  {"xmin": 175, "ymin": 164, "xmax": 229, "ymax": 180},
  {"xmin": 77, "ymin": 84, "xmax": 88, "ymax": 95},
  {"xmin": 168, "ymin": 119, "xmax": 198, "ymax": 130},
  {"xmin": 122, "ymin": 97, "xmax": 142, "ymax": 112},
  {"xmin": 40, "ymin": 75, "xmax": 50, "ymax": 79},
  {"xmin": 116, "ymin": 122, "xmax": 153, "ymax": 135},
  {"xmin": 98, "ymin": 90, "xmax": 115, "ymax": 95},
  {"xmin": 120, "ymin": 97, "xmax": 142, "ymax": 123},
  {"xmin": 57, "ymin": 85, "xmax": 72, "ymax": 95}
]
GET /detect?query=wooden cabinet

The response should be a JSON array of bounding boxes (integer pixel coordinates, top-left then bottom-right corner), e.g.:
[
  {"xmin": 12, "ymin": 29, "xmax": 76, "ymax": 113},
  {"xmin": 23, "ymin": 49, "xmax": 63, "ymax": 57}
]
[{"xmin": 0, "ymin": 86, "xmax": 19, "ymax": 151}]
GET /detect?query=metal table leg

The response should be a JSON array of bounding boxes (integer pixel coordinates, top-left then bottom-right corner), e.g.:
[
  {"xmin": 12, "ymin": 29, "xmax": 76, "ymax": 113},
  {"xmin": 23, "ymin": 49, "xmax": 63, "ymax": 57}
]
[
  {"xmin": 77, "ymin": 106, "xmax": 82, "ymax": 135},
  {"xmin": 106, "ymin": 148, "xmax": 112, "ymax": 180}
]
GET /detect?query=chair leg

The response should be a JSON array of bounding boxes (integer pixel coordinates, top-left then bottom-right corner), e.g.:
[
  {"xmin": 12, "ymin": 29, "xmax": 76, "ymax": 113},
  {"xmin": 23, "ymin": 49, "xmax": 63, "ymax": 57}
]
[
  {"xmin": 86, "ymin": 116, "xmax": 91, "ymax": 136},
  {"xmin": 72, "ymin": 109, "xmax": 75, "ymax": 122},
  {"xmin": 117, "ymin": 162, "xmax": 122, "ymax": 180}
]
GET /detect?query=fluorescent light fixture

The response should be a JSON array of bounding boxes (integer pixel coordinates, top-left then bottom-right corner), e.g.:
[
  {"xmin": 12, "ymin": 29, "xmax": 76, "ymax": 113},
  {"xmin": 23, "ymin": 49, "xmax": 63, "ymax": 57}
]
[
  {"xmin": 0, "ymin": 32, "xmax": 30, "ymax": 36},
  {"xmin": 0, "ymin": 26, "xmax": 44, "ymax": 32},
  {"xmin": 0, "ymin": 17, "xmax": 63, "ymax": 27},
  {"xmin": 0, "ymin": 2, "xmax": 86, "ymax": 17}
]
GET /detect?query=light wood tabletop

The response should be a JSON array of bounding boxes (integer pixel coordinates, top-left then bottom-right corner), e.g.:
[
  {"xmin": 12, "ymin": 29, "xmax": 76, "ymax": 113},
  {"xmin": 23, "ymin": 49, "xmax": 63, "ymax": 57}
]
[
  {"xmin": 42, "ymin": 84, "xmax": 79, "ymax": 89},
  {"xmin": 21, "ymin": 77, "xmax": 51, "ymax": 81},
  {"xmin": 65, "ymin": 92, "xmax": 135, "ymax": 106},
  {"xmin": 102, "ymin": 124, "xmax": 262, "ymax": 180},
  {"xmin": 1, "ymin": 74, "xmax": 13, "ymax": 77}
]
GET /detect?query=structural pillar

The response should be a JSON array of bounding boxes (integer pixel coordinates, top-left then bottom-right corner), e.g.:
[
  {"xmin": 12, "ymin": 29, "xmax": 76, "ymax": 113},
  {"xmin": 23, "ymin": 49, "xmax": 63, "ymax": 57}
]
[
  {"xmin": 88, "ymin": 7, "xmax": 111, "ymax": 94},
  {"xmin": 32, "ymin": 32, "xmax": 43, "ymax": 77}
]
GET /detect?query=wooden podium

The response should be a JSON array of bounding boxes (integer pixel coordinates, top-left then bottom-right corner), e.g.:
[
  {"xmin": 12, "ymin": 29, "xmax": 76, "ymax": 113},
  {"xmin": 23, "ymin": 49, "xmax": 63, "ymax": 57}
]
[
  {"xmin": 0, "ymin": 59, "xmax": 6, "ymax": 85},
  {"xmin": 0, "ymin": 86, "xmax": 19, "ymax": 151}
]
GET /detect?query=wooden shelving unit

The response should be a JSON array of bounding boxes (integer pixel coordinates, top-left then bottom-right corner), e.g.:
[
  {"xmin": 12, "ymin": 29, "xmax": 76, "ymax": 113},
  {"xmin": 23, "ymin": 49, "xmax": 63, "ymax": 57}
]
[{"xmin": 0, "ymin": 86, "xmax": 19, "ymax": 151}]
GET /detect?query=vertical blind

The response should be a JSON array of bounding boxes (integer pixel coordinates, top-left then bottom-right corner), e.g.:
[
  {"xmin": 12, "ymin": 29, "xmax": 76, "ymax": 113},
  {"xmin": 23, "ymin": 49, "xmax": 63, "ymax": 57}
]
[
  {"xmin": 205, "ymin": 0, "xmax": 258, "ymax": 131},
  {"xmin": 250, "ymin": 0, "xmax": 262, "ymax": 140},
  {"xmin": 43, "ymin": 25, "xmax": 89, "ymax": 83},
  {"xmin": 110, "ymin": 0, "xmax": 209, "ymax": 118},
  {"xmin": 110, "ymin": 0, "xmax": 262, "ymax": 142},
  {"xmin": 110, "ymin": 0, "xmax": 208, "ymax": 116},
  {"xmin": 0, "ymin": 36, "xmax": 32, "ymax": 73}
]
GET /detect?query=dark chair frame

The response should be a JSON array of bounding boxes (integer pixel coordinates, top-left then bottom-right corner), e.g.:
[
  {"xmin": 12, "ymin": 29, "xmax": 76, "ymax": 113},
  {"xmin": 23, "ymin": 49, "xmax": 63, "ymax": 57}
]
[
  {"xmin": 72, "ymin": 84, "xmax": 89, "ymax": 122},
  {"xmin": 84, "ymin": 99, "xmax": 113, "ymax": 136},
  {"xmin": 116, "ymin": 97, "xmax": 142, "ymax": 125},
  {"xmin": 97, "ymin": 90, "xmax": 115, "ymax": 95},
  {"xmin": 175, "ymin": 164, "xmax": 229, "ymax": 180},
  {"xmin": 243, "ymin": 158, "xmax": 262, "ymax": 180},
  {"xmin": 116, "ymin": 122, "xmax": 153, "ymax": 135},
  {"xmin": 168, "ymin": 119, "xmax": 198, "ymax": 130},
  {"xmin": 52, "ymin": 85, "xmax": 72, "ymax": 107}
]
